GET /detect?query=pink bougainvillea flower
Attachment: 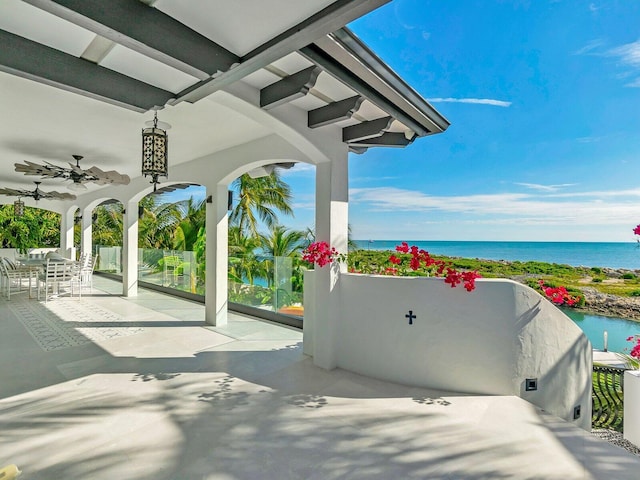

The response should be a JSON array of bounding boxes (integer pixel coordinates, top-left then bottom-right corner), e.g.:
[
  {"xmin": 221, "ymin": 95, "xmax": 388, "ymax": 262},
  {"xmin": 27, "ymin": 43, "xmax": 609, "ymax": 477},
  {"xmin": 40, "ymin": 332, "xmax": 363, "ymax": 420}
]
[
  {"xmin": 634, "ymin": 225, "xmax": 640, "ymax": 236},
  {"xmin": 389, "ymin": 255, "xmax": 402, "ymax": 265},
  {"xmin": 396, "ymin": 242, "xmax": 409, "ymax": 253}
]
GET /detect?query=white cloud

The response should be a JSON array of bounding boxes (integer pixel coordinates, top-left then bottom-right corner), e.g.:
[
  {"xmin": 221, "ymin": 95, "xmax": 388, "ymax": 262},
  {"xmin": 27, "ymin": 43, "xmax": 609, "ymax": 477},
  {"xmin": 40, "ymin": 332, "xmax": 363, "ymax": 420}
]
[
  {"xmin": 427, "ymin": 97, "xmax": 512, "ymax": 107},
  {"xmin": 352, "ymin": 175, "xmax": 401, "ymax": 183},
  {"xmin": 607, "ymin": 39, "xmax": 640, "ymax": 68},
  {"xmin": 349, "ymin": 186, "xmax": 640, "ymax": 227},
  {"xmin": 573, "ymin": 39, "xmax": 605, "ymax": 56},
  {"xmin": 515, "ymin": 182, "xmax": 576, "ymax": 192}
]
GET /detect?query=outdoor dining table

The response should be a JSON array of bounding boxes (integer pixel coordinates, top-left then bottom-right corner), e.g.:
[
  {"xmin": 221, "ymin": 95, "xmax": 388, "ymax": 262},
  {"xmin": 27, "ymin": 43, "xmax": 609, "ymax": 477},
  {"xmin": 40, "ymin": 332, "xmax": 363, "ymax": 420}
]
[{"xmin": 14, "ymin": 258, "xmax": 46, "ymax": 298}]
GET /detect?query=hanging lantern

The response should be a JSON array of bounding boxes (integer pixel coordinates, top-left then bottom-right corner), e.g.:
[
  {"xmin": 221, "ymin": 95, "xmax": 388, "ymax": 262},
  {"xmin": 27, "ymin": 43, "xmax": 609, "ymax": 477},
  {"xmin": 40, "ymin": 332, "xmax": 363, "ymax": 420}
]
[
  {"xmin": 142, "ymin": 111, "xmax": 169, "ymax": 191},
  {"xmin": 14, "ymin": 198, "xmax": 25, "ymax": 217}
]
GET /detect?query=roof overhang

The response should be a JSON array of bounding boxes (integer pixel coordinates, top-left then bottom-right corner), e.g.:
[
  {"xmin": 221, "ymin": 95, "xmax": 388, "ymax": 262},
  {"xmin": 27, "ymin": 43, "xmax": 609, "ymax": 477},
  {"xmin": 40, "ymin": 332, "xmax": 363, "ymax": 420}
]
[{"xmin": 0, "ymin": 0, "xmax": 449, "ymax": 199}]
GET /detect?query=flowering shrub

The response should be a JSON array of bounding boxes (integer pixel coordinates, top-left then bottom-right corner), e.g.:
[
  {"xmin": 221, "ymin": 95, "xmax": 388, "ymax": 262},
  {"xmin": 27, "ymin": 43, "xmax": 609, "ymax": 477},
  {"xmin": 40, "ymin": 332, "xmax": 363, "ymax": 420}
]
[
  {"xmin": 302, "ymin": 241, "xmax": 340, "ymax": 267},
  {"xmin": 390, "ymin": 242, "xmax": 481, "ymax": 291},
  {"xmin": 537, "ymin": 280, "xmax": 582, "ymax": 307},
  {"xmin": 304, "ymin": 241, "xmax": 480, "ymax": 292},
  {"xmin": 634, "ymin": 225, "xmax": 640, "ymax": 236},
  {"xmin": 627, "ymin": 335, "xmax": 640, "ymax": 360}
]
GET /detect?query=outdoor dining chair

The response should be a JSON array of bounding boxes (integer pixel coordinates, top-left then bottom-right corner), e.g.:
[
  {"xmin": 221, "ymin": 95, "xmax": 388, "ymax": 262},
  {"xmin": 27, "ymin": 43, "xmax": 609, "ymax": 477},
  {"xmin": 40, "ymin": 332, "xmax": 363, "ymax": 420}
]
[{"xmin": 37, "ymin": 259, "xmax": 82, "ymax": 302}]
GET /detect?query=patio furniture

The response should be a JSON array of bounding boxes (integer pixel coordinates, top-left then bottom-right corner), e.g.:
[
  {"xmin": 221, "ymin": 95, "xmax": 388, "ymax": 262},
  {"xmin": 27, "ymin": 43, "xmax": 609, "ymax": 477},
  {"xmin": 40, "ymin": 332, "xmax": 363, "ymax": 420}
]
[
  {"xmin": 163, "ymin": 251, "xmax": 182, "ymax": 286},
  {"xmin": 79, "ymin": 253, "xmax": 98, "ymax": 291},
  {"xmin": 0, "ymin": 259, "xmax": 26, "ymax": 300},
  {"xmin": 37, "ymin": 259, "xmax": 82, "ymax": 302}
]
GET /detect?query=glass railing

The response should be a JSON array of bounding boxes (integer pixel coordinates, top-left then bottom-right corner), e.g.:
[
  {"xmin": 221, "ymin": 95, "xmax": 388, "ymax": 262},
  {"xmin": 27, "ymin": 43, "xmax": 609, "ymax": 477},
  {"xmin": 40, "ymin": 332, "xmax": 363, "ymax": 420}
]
[
  {"xmin": 92, "ymin": 246, "xmax": 304, "ymax": 317},
  {"xmin": 228, "ymin": 255, "xmax": 303, "ymax": 317}
]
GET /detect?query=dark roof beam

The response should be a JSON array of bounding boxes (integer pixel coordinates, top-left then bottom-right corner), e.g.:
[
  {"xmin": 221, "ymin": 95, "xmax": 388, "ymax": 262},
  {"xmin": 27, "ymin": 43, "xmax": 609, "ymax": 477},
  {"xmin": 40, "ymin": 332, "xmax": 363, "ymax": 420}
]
[
  {"xmin": 308, "ymin": 95, "xmax": 364, "ymax": 128},
  {"xmin": 0, "ymin": 29, "xmax": 174, "ymax": 112},
  {"xmin": 300, "ymin": 44, "xmax": 431, "ymax": 137},
  {"xmin": 342, "ymin": 116, "xmax": 393, "ymax": 143},
  {"xmin": 173, "ymin": 0, "xmax": 391, "ymax": 104},
  {"xmin": 260, "ymin": 66, "xmax": 322, "ymax": 110},
  {"xmin": 23, "ymin": 0, "xmax": 239, "ymax": 79}
]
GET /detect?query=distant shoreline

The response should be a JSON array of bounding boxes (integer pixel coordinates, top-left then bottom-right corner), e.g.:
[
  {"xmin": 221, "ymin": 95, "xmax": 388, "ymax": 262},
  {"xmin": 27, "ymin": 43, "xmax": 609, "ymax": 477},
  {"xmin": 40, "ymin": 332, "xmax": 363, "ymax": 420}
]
[{"xmin": 352, "ymin": 240, "xmax": 640, "ymax": 271}]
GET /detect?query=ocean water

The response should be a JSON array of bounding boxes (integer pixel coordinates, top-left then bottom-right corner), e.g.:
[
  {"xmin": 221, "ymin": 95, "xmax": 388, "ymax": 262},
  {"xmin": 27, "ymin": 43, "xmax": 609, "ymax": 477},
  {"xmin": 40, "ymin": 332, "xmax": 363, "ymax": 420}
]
[{"xmin": 353, "ymin": 240, "xmax": 640, "ymax": 270}]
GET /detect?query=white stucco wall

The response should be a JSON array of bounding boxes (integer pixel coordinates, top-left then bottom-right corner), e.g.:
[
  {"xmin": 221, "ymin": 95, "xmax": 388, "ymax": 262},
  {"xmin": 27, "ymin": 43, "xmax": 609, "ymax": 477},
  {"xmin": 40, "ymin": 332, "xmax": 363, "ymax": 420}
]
[
  {"xmin": 305, "ymin": 272, "xmax": 592, "ymax": 429},
  {"xmin": 624, "ymin": 370, "xmax": 640, "ymax": 448}
]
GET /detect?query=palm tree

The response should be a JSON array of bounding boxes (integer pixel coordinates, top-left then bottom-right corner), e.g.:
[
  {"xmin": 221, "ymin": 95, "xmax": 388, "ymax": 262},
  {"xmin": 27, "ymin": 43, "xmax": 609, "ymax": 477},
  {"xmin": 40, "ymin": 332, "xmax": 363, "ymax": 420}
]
[
  {"xmin": 259, "ymin": 224, "xmax": 306, "ymax": 290},
  {"xmin": 92, "ymin": 203, "xmax": 124, "ymax": 247},
  {"xmin": 259, "ymin": 224, "xmax": 305, "ymax": 258},
  {"xmin": 229, "ymin": 171, "xmax": 293, "ymax": 238},
  {"xmin": 173, "ymin": 196, "xmax": 206, "ymax": 251},
  {"xmin": 137, "ymin": 195, "xmax": 183, "ymax": 249},
  {"xmin": 228, "ymin": 226, "xmax": 261, "ymax": 286}
]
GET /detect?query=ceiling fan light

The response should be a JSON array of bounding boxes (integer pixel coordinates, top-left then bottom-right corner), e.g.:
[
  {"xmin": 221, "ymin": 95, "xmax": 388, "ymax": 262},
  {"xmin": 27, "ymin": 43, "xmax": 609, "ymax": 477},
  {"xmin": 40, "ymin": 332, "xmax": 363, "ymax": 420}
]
[
  {"xmin": 14, "ymin": 199, "xmax": 25, "ymax": 217},
  {"xmin": 142, "ymin": 111, "xmax": 169, "ymax": 192},
  {"xmin": 68, "ymin": 181, "xmax": 88, "ymax": 191}
]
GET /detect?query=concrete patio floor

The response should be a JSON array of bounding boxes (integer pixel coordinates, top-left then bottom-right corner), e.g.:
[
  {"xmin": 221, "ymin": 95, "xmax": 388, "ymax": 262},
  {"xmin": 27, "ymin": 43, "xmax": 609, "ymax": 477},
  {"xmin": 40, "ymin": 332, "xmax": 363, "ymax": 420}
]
[{"xmin": 1, "ymin": 276, "xmax": 639, "ymax": 479}]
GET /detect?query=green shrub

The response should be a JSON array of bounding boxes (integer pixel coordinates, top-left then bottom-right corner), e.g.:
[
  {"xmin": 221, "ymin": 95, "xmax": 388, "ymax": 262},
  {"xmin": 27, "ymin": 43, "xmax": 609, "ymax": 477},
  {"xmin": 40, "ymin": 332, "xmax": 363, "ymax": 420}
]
[
  {"xmin": 592, "ymin": 278, "xmax": 603, "ymax": 283},
  {"xmin": 622, "ymin": 273, "xmax": 636, "ymax": 280},
  {"xmin": 591, "ymin": 267, "xmax": 602, "ymax": 274},
  {"xmin": 630, "ymin": 290, "xmax": 640, "ymax": 297}
]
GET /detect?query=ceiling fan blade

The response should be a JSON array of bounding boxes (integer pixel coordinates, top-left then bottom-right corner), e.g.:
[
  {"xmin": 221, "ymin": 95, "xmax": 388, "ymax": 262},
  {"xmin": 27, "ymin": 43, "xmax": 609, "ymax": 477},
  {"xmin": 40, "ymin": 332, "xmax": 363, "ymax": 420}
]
[
  {"xmin": 0, "ymin": 187, "xmax": 27, "ymax": 196},
  {"xmin": 15, "ymin": 160, "xmax": 68, "ymax": 179},
  {"xmin": 85, "ymin": 166, "xmax": 130, "ymax": 185},
  {"xmin": 42, "ymin": 190, "xmax": 77, "ymax": 200}
]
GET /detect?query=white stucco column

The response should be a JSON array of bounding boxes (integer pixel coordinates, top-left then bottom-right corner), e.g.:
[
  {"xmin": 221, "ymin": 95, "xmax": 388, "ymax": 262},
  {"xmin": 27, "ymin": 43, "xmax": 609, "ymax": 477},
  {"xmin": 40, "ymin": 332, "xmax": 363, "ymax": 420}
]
[
  {"xmin": 80, "ymin": 208, "xmax": 92, "ymax": 257},
  {"xmin": 312, "ymin": 154, "xmax": 349, "ymax": 370},
  {"xmin": 204, "ymin": 184, "xmax": 229, "ymax": 326},
  {"xmin": 59, "ymin": 209, "xmax": 75, "ymax": 259},
  {"xmin": 122, "ymin": 200, "xmax": 139, "ymax": 297}
]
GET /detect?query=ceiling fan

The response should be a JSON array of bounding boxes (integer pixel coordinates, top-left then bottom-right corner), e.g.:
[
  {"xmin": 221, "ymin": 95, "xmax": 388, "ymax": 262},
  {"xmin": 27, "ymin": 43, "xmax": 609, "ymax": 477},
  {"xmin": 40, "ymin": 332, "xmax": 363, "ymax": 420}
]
[
  {"xmin": 0, "ymin": 181, "xmax": 76, "ymax": 201},
  {"xmin": 14, "ymin": 154, "xmax": 130, "ymax": 191}
]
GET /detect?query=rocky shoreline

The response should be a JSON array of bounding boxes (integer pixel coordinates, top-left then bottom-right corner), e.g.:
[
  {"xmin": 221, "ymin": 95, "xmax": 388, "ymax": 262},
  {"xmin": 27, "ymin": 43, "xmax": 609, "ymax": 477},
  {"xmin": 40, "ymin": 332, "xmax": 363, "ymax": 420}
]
[{"xmin": 578, "ymin": 287, "xmax": 640, "ymax": 322}]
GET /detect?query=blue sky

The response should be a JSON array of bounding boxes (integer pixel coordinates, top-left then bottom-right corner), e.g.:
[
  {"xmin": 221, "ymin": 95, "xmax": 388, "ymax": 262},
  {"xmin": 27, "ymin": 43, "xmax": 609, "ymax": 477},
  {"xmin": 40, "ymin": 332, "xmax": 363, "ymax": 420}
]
[
  {"xmin": 280, "ymin": 0, "xmax": 640, "ymax": 242},
  {"xmin": 170, "ymin": 1, "xmax": 640, "ymax": 242}
]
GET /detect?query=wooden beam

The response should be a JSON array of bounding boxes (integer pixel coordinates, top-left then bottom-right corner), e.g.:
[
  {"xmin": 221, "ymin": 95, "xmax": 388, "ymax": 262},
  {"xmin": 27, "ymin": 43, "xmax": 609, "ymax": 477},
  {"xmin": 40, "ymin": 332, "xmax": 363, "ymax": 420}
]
[
  {"xmin": 260, "ymin": 66, "xmax": 322, "ymax": 110},
  {"xmin": 308, "ymin": 95, "xmax": 363, "ymax": 128},
  {"xmin": 173, "ymin": 0, "xmax": 391, "ymax": 104},
  {"xmin": 0, "ymin": 29, "xmax": 173, "ymax": 112},
  {"xmin": 24, "ymin": 0, "xmax": 240, "ymax": 79},
  {"xmin": 342, "ymin": 116, "xmax": 393, "ymax": 143}
]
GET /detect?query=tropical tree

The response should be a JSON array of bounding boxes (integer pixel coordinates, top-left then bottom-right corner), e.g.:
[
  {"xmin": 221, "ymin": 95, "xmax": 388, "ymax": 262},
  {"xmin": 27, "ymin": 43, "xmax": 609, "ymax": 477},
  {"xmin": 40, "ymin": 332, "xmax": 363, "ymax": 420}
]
[
  {"xmin": 173, "ymin": 196, "xmax": 206, "ymax": 251},
  {"xmin": 259, "ymin": 224, "xmax": 305, "ymax": 258},
  {"xmin": 137, "ymin": 195, "xmax": 183, "ymax": 249},
  {"xmin": 0, "ymin": 205, "xmax": 60, "ymax": 252},
  {"xmin": 229, "ymin": 171, "xmax": 293, "ymax": 237},
  {"xmin": 228, "ymin": 225, "xmax": 262, "ymax": 286},
  {"xmin": 92, "ymin": 203, "xmax": 124, "ymax": 247},
  {"xmin": 259, "ymin": 224, "xmax": 306, "ymax": 292}
]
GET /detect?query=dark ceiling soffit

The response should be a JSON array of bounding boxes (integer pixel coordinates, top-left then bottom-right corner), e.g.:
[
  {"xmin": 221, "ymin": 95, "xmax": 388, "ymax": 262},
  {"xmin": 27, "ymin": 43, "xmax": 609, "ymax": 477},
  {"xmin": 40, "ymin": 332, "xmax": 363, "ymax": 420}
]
[
  {"xmin": 308, "ymin": 95, "xmax": 363, "ymax": 128},
  {"xmin": 0, "ymin": 29, "xmax": 174, "ymax": 112},
  {"xmin": 260, "ymin": 66, "xmax": 322, "ymax": 109},
  {"xmin": 346, "ymin": 132, "xmax": 416, "ymax": 148},
  {"xmin": 171, "ymin": 0, "xmax": 391, "ymax": 105},
  {"xmin": 23, "ymin": 0, "xmax": 239, "ymax": 79},
  {"xmin": 330, "ymin": 28, "xmax": 450, "ymax": 132},
  {"xmin": 300, "ymin": 43, "xmax": 431, "ymax": 137},
  {"xmin": 342, "ymin": 116, "xmax": 393, "ymax": 143}
]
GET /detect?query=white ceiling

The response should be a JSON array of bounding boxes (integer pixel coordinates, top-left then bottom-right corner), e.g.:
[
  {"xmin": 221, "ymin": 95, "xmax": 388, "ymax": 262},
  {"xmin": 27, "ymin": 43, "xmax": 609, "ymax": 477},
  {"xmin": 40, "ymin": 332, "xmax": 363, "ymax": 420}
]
[
  {"xmin": 0, "ymin": 0, "xmax": 447, "ymax": 200},
  {"xmin": 153, "ymin": 0, "xmax": 337, "ymax": 56},
  {"xmin": 0, "ymin": 71, "xmax": 271, "ymax": 192}
]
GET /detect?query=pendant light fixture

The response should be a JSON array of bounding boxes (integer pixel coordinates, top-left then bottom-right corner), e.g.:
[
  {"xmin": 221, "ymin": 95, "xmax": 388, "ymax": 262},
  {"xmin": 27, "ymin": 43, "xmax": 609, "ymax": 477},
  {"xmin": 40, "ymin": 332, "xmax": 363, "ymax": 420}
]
[{"xmin": 142, "ymin": 111, "xmax": 169, "ymax": 191}]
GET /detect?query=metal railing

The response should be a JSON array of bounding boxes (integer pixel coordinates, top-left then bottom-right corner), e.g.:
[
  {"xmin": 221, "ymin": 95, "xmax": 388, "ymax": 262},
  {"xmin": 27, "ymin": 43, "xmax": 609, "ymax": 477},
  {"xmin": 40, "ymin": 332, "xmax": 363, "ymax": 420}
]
[{"xmin": 592, "ymin": 365, "xmax": 626, "ymax": 431}]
